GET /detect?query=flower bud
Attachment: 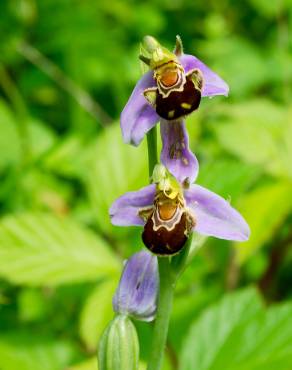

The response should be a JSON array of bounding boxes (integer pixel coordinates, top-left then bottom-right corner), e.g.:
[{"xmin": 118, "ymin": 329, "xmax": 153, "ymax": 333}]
[
  {"xmin": 98, "ymin": 315, "xmax": 139, "ymax": 370},
  {"xmin": 113, "ymin": 251, "xmax": 158, "ymax": 321}
]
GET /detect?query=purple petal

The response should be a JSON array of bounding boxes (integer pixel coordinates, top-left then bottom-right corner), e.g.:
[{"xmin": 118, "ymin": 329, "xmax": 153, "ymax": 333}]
[
  {"xmin": 184, "ymin": 184, "xmax": 250, "ymax": 241},
  {"xmin": 160, "ymin": 119, "xmax": 199, "ymax": 184},
  {"xmin": 180, "ymin": 54, "xmax": 229, "ymax": 97},
  {"xmin": 121, "ymin": 71, "xmax": 160, "ymax": 146},
  {"xmin": 113, "ymin": 250, "xmax": 159, "ymax": 321},
  {"xmin": 109, "ymin": 184, "xmax": 155, "ymax": 226}
]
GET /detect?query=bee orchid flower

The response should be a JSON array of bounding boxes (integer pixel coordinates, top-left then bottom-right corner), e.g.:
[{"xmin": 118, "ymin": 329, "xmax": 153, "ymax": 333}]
[
  {"xmin": 110, "ymin": 165, "xmax": 250, "ymax": 256},
  {"xmin": 121, "ymin": 35, "xmax": 229, "ymax": 183}
]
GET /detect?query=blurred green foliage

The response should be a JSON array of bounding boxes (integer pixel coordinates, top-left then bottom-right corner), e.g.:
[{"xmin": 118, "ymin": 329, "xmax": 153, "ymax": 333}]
[{"xmin": 0, "ymin": 0, "xmax": 292, "ymax": 369}]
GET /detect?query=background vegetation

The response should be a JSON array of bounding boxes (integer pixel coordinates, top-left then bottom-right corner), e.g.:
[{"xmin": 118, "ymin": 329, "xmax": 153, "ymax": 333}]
[{"xmin": 0, "ymin": 0, "xmax": 292, "ymax": 369}]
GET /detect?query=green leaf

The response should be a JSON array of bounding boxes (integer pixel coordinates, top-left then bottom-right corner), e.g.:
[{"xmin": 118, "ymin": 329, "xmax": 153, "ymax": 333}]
[
  {"xmin": 197, "ymin": 158, "xmax": 259, "ymax": 202},
  {"xmin": 180, "ymin": 288, "xmax": 292, "ymax": 370},
  {"xmin": 235, "ymin": 181, "xmax": 292, "ymax": 264},
  {"xmin": 85, "ymin": 123, "xmax": 148, "ymax": 233},
  {"xmin": 67, "ymin": 358, "xmax": 172, "ymax": 370},
  {"xmin": 68, "ymin": 358, "xmax": 98, "ymax": 370},
  {"xmin": 213, "ymin": 100, "xmax": 292, "ymax": 179},
  {"xmin": 29, "ymin": 118, "xmax": 56, "ymax": 158},
  {"xmin": 0, "ymin": 213, "xmax": 120, "ymax": 286},
  {"xmin": 79, "ymin": 278, "xmax": 117, "ymax": 350},
  {"xmin": 43, "ymin": 134, "xmax": 91, "ymax": 178},
  {"xmin": 18, "ymin": 287, "xmax": 47, "ymax": 322},
  {"xmin": 139, "ymin": 358, "xmax": 173, "ymax": 370},
  {"xmin": 279, "ymin": 112, "xmax": 292, "ymax": 180},
  {"xmin": 0, "ymin": 100, "xmax": 56, "ymax": 170},
  {"xmin": 248, "ymin": 0, "xmax": 289, "ymax": 17},
  {"xmin": 0, "ymin": 334, "xmax": 73, "ymax": 370},
  {"xmin": 201, "ymin": 38, "xmax": 268, "ymax": 97},
  {"xmin": 0, "ymin": 99, "xmax": 21, "ymax": 169}
]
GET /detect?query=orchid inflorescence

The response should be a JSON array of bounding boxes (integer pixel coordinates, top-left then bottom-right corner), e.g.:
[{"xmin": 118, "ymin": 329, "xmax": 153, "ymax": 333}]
[{"xmin": 98, "ymin": 35, "xmax": 250, "ymax": 370}]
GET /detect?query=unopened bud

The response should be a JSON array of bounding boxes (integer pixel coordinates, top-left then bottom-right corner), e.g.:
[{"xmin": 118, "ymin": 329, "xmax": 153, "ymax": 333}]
[
  {"xmin": 98, "ymin": 315, "xmax": 139, "ymax": 370},
  {"xmin": 113, "ymin": 251, "xmax": 158, "ymax": 321}
]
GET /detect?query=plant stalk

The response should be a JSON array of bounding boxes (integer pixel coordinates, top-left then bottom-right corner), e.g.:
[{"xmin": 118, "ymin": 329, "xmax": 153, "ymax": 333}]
[
  {"xmin": 147, "ymin": 126, "xmax": 158, "ymax": 178},
  {"xmin": 146, "ymin": 128, "xmax": 175, "ymax": 370},
  {"xmin": 147, "ymin": 257, "xmax": 175, "ymax": 370}
]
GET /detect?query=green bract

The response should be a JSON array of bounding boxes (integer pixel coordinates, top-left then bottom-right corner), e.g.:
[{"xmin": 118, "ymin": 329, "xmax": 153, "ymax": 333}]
[{"xmin": 98, "ymin": 315, "xmax": 139, "ymax": 370}]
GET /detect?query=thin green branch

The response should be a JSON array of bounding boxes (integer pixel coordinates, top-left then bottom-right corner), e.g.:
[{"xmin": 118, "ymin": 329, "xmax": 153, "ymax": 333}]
[{"xmin": 17, "ymin": 41, "xmax": 112, "ymax": 126}]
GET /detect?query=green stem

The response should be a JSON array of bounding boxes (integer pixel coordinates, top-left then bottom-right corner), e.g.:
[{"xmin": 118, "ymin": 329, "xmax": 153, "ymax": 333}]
[
  {"xmin": 146, "ymin": 128, "xmax": 175, "ymax": 370},
  {"xmin": 147, "ymin": 257, "xmax": 175, "ymax": 370},
  {"xmin": 147, "ymin": 126, "xmax": 158, "ymax": 178},
  {"xmin": 171, "ymin": 233, "xmax": 193, "ymax": 278}
]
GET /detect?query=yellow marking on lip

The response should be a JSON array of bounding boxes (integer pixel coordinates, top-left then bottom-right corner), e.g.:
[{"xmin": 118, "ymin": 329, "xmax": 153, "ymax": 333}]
[
  {"xmin": 168, "ymin": 110, "xmax": 175, "ymax": 118},
  {"xmin": 144, "ymin": 89, "xmax": 157, "ymax": 107},
  {"xmin": 181, "ymin": 102, "xmax": 191, "ymax": 109}
]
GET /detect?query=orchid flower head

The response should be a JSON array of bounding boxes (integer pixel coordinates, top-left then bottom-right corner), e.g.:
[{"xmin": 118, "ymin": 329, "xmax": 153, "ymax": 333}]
[
  {"xmin": 110, "ymin": 165, "xmax": 250, "ymax": 256},
  {"xmin": 121, "ymin": 35, "xmax": 229, "ymax": 147}
]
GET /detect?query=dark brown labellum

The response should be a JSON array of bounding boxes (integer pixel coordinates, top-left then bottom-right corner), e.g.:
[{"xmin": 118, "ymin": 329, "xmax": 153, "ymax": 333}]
[
  {"xmin": 155, "ymin": 76, "xmax": 201, "ymax": 120},
  {"xmin": 141, "ymin": 200, "xmax": 195, "ymax": 256},
  {"xmin": 143, "ymin": 68, "xmax": 203, "ymax": 121},
  {"xmin": 142, "ymin": 211, "xmax": 187, "ymax": 255}
]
